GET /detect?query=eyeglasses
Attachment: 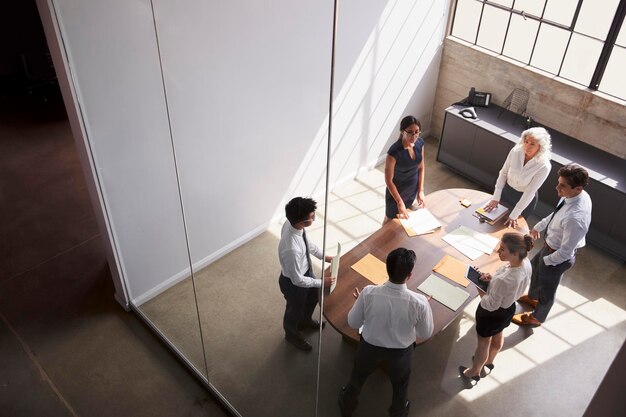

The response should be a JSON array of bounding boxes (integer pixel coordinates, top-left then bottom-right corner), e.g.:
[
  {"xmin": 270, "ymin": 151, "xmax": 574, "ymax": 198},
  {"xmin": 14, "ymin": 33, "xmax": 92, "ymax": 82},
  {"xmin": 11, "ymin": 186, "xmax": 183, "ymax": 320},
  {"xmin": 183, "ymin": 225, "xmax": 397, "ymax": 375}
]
[{"xmin": 404, "ymin": 130, "xmax": 420, "ymax": 136}]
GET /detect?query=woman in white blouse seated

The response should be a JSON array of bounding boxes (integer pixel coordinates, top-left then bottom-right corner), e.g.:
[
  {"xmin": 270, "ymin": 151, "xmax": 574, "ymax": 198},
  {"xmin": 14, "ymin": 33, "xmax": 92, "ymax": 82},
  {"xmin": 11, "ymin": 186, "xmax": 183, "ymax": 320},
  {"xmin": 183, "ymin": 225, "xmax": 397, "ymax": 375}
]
[
  {"xmin": 484, "ymin": 127, "xmax": 552, "ymax": 228},
  {"xmin": 460, "ymin": 233, "xmax": 533, "ymax": 386}
]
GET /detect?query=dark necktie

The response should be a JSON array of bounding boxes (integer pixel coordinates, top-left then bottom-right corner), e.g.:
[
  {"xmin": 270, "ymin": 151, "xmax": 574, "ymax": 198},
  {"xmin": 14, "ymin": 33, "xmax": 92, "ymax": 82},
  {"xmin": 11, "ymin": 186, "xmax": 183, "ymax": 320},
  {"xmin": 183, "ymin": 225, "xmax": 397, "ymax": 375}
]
[
  {"xmin": 544, "ymin": 199, "xmax": 565, "ymax": 240},
  {"xmin": 302, "ymin": 229, "xmax": 313, "ymax": 276}
]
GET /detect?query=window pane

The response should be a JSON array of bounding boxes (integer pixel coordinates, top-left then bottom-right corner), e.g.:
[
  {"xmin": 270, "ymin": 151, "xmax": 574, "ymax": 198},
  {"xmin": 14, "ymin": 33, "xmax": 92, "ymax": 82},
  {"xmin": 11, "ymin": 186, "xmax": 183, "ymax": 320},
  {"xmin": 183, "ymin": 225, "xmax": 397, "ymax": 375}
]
[
  {"xmin": 575, "ymin": 0, "xmax": 620, "ymax": 40},
  {"xmin": 503, "ymin": 13, "xmax": 540, "ymax": 63},
  {"xmin": 452, "ymin": 0, "xmax": 483, "ymax": 43},
  {"xmin": 488, "ymin": 0, "xmax": 513, "ymax": 7},
  {"xmin": 560, "ymin": 33, "xmax": 604, "ymax": 84},
  {"xmin": 543, "ymin": 0, "xmax": 578, "ymax": 26},
  {"xmin": 615, "ymin": 19, "xmax": 626, "ymax": 47},
  {"xmin": 530, "ymin": 23, "xmax": 570, "ymax": 74},
  {"xmin": 476, "ymin": 5, "xmax": 510, "ymax": 53},
  {"xmin": 598, "ymin": 45, "xmax": 626, "ymax": 100},
  {"xmin": 513, "ymin": 0, "xmax": 546, "ymax": 17}
]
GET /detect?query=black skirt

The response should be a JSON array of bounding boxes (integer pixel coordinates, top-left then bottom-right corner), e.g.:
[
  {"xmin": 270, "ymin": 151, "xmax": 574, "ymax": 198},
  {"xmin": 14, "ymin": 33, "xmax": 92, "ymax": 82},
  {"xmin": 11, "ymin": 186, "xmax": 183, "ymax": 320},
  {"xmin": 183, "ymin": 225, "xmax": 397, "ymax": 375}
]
[{"xmin": 475, "ymin": 303, "xmax": 516, "ymax": 337}]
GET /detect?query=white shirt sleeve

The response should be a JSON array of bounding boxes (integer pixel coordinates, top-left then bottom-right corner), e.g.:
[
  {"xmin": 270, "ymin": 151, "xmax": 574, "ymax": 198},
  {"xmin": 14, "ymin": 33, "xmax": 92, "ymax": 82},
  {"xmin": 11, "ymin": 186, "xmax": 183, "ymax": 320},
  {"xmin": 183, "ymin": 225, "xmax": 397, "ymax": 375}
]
[
  {"xmin": 509, "ymin": 161, "xmax": 551, "ymax": 219},
  {"xmin": 414, "ymin": 298, "xmax": 434, "ymax": 340},
  {"xmin": 308, "ymin": 240, "xmax": 323, "ymax": 260},
  {"xmin": 347, "ymin": 289, "xmax": 367, "ymax": 329},
  {"xmin": 480, "ymin": 277, "xmax": 506, "ymax": 311},
  {"xmin": 492, "ymin": 149, "xmax": 513, "ymax": 202},
  {"xmin": 543, "ymin": 217, "xmax": 587, "ymax": 266},
  {"xmin": 280, "ymin": 248, "xmax": 322, "ymax": 288},
  {"xmin": 533, "ymin": 212, "xmax": 553, "ymax": 232}
]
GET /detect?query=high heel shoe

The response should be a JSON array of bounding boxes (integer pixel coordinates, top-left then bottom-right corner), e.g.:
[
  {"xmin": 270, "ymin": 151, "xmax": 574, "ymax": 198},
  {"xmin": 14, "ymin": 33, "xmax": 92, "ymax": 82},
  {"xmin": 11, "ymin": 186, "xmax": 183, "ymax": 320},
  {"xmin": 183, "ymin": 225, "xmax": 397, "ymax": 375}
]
[
  {"xmin": 472, "ymin": 356, "xmax": 495, "ymax": 376},
  {"xmin": 459, "ymin": 366, "xmax": 480, "ymax": 388}
]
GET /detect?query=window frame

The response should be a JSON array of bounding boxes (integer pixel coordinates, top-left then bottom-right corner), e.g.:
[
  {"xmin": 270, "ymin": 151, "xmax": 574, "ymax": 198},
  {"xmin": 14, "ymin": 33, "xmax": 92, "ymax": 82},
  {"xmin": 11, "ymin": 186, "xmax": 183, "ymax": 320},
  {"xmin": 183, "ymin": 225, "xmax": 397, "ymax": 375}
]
[{"xmin": 449, "ymin": 0, "xmax": 626, "ymax": 101}]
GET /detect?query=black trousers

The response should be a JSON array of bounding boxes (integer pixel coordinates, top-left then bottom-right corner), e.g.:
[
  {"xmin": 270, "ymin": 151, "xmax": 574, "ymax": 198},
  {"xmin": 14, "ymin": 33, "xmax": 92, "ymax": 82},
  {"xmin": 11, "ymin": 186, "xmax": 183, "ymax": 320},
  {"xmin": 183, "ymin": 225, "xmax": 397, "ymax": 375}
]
[
  {"xmin": 501, "ymin": 182, "xmax": 538, "ymax": 219},
  {"xmin": 343, "ymin": 339, "xmax": 414, "ymax": 417},
  {"xmin": 279, "ymin": 272, "xmax": 319, "ymax": 338}
]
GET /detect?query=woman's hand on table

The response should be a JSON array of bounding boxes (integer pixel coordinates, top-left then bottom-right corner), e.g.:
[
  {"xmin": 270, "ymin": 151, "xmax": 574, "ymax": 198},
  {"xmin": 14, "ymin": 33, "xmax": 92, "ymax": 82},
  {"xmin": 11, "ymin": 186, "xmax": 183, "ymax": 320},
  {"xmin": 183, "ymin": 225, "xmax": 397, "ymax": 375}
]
[
  {"xmin": 352, "ymin": 287, "xmax": 361, "ymax": 299},
  {"xmin": 504, "ymin": 217, "xmax": 518, "ymax": 229},
  {"xmin": 484, "ymin": 200, "xmax": 499, "ymax": 212},
  {"xmin": 396, "ymin": 200, "xmax": 409, "ymax": 219},
  {"xmin": 530, "ymin": 229, "xmax": 540, "ymax": 240}
]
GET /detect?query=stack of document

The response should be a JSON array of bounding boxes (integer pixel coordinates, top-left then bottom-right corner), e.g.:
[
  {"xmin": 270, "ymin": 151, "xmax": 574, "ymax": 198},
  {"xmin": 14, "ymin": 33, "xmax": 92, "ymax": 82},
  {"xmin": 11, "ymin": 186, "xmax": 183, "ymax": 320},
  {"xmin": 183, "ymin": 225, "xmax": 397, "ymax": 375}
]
[
  {"xmin": 475, "ymin": 203, "xmax": 509, "ymax": 224},
  {"xmin": 442, "ymin": 225, "xmax": 500, "ymax": 260},
  {"xmin": 399, "ymin": 208, "xmax": 442, "ymax": 236}
]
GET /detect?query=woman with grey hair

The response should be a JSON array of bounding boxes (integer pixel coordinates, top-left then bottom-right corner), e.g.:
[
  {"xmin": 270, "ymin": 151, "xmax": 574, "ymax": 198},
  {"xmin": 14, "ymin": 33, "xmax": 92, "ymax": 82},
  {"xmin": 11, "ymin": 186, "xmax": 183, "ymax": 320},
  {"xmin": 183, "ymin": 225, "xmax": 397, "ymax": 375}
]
[{"xmin": 484, "ymin": 127, "xmax": 552, "ymax": 228}]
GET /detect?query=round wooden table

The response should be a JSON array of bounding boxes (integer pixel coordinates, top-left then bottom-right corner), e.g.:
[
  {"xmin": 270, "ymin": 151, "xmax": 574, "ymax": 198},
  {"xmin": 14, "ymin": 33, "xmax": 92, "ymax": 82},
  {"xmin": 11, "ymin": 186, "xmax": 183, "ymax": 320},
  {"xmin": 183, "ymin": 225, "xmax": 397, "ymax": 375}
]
[{"xmin": 322, "ymin": 188, "xmax": 528, "ymax": 344}]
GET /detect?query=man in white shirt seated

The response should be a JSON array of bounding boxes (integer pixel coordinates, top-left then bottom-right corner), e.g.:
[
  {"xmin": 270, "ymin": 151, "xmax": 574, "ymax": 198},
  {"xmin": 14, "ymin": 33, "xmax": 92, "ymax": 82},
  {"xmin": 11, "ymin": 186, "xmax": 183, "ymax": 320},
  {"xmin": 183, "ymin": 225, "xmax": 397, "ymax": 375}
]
[
  {"xmin": 338, "ymin": 248, "xmax": 434, "ymax": 417},
  {"xmin": 278, "ymin": 197, "xmax": 335, "ymax": 351},
  {"xmin": 514, "ymin": 163, "xmax": 592, "ymax": 326}
]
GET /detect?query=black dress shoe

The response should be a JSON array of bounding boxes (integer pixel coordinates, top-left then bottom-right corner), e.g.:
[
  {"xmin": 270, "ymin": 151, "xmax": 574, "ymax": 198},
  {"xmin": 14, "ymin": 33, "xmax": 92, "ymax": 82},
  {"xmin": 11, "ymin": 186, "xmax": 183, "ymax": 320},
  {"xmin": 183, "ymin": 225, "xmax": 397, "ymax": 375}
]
[
  {"xmin": 285, "ymin": 334, "xmax": 312, "ymax": 351},
  {"xmin": 389, "ymin": 400, "xmax": 410, "ymax": 417},
  {"xmin": 298, "ymin": 319, "xmax": 326, "ymax": 330},
  {"xmin": 338, "ymin": 386, "xmax": 353, "ymax": 417}
]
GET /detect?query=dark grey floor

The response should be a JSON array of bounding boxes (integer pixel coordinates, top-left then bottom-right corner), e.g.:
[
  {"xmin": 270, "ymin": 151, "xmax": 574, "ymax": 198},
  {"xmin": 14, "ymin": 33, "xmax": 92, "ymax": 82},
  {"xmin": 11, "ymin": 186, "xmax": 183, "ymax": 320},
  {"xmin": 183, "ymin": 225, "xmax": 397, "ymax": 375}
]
[{"xmin": 0, "ymin": 90, "xmax": 230, "ymax": 417}]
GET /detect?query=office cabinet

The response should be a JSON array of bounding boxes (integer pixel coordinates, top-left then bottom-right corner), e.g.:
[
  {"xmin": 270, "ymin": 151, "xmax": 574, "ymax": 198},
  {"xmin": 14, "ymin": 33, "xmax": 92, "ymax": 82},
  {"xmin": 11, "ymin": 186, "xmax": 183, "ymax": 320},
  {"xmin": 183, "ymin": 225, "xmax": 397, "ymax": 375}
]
[{"xmin": 437, "ymin": 104, "xmax": 626, "ymax": 260}]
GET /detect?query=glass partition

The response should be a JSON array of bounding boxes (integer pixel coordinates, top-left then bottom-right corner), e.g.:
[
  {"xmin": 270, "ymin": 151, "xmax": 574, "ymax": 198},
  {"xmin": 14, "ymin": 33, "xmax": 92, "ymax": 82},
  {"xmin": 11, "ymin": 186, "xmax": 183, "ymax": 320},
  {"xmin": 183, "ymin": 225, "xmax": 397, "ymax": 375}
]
[
  {"xmin": 47, "ymin": 0, "xmax": 209, "ymax": 379},
  {"xmin": 146, "ymin": 0, "xmax": 335, "ymax": 415}
]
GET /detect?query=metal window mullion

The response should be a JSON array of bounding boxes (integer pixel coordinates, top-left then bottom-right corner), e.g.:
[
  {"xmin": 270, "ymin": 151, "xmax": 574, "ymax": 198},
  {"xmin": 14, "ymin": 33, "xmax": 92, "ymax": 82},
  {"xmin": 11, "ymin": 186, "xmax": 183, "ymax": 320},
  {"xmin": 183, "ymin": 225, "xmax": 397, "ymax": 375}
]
[
  {"xmin": 590, "ymin": 0, "xmax": 626, "ymax": 89},
  {"xmin": 500, "ymin": 1, "xmax": 515, "ymax": 54},
  {"xmin": 570, "ymin": 0, "xmax": 585, "ymax": 30},
  {"xmin": 557, "ymin": 31, "xmax": 575, "ymax": 77},
  {"xmin": 475, "ymin": 0, "xmax": 487, "ymax": 45}
]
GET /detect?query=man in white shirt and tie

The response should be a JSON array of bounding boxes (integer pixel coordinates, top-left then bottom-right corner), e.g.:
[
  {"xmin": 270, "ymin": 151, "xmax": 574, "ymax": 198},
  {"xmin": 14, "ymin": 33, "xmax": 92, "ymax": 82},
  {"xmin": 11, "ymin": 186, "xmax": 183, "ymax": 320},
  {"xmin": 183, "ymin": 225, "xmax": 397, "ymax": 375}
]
[
  {"xmin": 338, "ymin": 248, "xmax": 433, "ymax": 417},
  {"xmin": 278, "ymin": 197, "xmax": 335, "ymax": 351},
  {"xmin": 514, "ymin": 163, "xmax": 592, "ymax": 326}
]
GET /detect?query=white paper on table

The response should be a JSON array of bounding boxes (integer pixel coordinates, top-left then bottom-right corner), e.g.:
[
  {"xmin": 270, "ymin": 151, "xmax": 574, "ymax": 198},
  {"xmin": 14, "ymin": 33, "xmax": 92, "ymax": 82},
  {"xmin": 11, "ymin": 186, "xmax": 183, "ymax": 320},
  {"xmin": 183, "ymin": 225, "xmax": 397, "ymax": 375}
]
[
  {"xmin": 442, "ymin": 232, "xmax": 484, "ymax": 261},
  {"xmin": 442, "ymin": 225, "xmax": 499, "ymax": 259},
  {"xmin": 458, "ymin": 225, "xmax": 499, "ymax": 254},
  {"xmin": 329, "ymin": 243, "xmax": 341, "ymax": 294},
  {"xmin": 417, "ymin": 274, "xmax": 470, "ymax": 311},
  {"xmin": 442, "ymin": 228, "xmax": 485, "ymax": 260},
  {"xmin": 401, "ymin": 208, "xmax": 442, "ymax": 235}
]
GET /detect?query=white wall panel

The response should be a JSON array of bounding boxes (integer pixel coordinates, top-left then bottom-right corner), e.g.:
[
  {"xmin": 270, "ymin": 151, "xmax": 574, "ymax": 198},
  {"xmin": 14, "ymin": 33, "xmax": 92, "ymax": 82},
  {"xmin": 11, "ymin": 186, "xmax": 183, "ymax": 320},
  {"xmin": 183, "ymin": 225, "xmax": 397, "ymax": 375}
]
[
  {"xmin": 154, "ymin": 0, "xmax": 448, "ymax": 268},
  {"xmin": 51, "ymin": 0, "xmax": 190, "ymax": 301}
]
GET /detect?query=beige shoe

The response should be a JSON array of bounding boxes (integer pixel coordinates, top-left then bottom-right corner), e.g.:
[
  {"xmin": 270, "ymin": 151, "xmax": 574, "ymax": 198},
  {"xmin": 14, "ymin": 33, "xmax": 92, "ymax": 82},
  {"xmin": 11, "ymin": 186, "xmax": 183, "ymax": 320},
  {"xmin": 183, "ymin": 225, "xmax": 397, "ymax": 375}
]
[
  {"xmin": 512, "ymin": 312, "xmax": 542, "ymax": 327},
  {"xmin": 517, "ymin": 294, "xmax": 538, "ymax": 309}
]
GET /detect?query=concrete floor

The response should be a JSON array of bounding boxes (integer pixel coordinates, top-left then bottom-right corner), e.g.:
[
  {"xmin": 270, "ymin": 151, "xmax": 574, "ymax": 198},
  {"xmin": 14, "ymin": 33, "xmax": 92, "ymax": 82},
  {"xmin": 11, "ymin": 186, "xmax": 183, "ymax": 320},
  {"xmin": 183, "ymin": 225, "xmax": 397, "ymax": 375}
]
[{"xmin": 1, "ymin": 86, "xmax": 625, "ymax": 417}]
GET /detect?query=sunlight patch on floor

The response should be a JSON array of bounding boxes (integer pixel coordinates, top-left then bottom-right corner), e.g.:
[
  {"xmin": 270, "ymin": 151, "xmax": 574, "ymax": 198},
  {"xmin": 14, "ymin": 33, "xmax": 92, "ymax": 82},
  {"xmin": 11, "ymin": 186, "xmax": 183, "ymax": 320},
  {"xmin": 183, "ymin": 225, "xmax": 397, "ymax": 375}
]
[
  {"xmin": 577, "ymin": 298, "xmax": 626, "ymax": 328},
  {"xmin": 555, "ymin": 286, "xmax": 589, "ymax": 308},
  {"xmin": 543, "ymin": 311, "xmax": 605, "ymax": 345}
]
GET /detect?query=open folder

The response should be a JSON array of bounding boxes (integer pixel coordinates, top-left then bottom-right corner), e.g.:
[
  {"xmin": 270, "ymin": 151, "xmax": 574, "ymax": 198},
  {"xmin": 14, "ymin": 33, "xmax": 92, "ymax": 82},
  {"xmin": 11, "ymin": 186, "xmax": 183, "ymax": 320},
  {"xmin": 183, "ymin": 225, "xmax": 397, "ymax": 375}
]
[{"xmin": 399, "ymin": 207, "xmax": 442, "ymax": 237}]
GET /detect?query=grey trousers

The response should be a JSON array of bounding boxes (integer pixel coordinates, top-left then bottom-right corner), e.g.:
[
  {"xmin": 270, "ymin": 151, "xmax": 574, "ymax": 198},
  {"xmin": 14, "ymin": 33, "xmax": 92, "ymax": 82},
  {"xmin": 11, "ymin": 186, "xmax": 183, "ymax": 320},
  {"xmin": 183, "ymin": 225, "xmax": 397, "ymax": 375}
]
[{"xmin": 528, "ymin": 246, "xmax": 575, "ymax": 322}]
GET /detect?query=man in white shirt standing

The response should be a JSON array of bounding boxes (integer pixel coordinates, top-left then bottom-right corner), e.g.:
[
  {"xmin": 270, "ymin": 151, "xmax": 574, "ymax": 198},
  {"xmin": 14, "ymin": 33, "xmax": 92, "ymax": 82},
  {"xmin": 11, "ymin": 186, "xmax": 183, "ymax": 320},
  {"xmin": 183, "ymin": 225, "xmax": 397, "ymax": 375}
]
[
  {"xmin": 278, "ymin": 197, "xmax": 335, "ymax": 351},
  {"xmin": 338, "ymin": 248, "xmax": 433, "ymax": 417},
  {"xmin": 513, "ymin": 163, "xmax": 592, "ymax": 326}
]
